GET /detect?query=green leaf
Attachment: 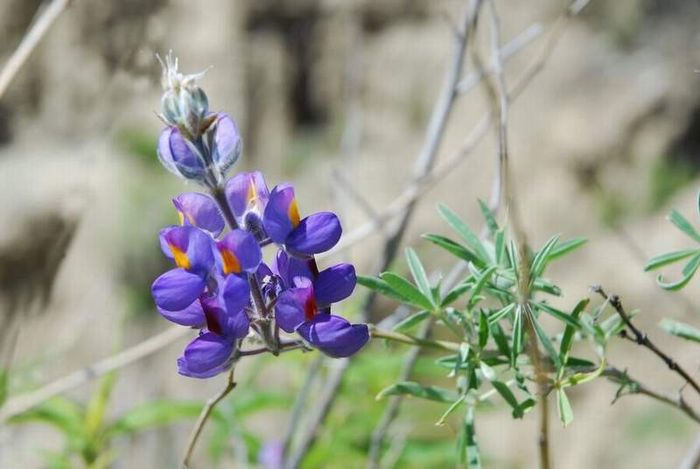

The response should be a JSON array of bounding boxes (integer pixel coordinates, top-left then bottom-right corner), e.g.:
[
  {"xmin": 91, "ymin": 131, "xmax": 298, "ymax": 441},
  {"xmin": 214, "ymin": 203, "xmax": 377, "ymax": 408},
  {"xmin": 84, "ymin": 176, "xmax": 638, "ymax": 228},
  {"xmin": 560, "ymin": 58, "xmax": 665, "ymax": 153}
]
[
  {"xmin": 376, "ymin": 381, "xmax": 459, "ymax": 403},
  {"xmin": 669, "ymin": 209, "xmax": 700, "ymax": 243},
  {"xmin": 108, "ymin": 400, "xmax": 213, "ymax": 435},
  {"xmin": 558, "ymin": 299, "xmax": 589, "ymax": 379},
  {"xmin": 9, "ymin": 397, "xmax": 84, "ymax": 437},
  {"xmin": 491, "ymin": 381, "xmax": 525, "ymax": 418},
  {"xmin": 557, "ymin": 389, "xmax": 573, "ymax": 427},
  {"xmin": 495, "ymin": 230, "xmax": 507, "ymax": 266},
  {"xmin": 560, "ymin": 359, "xmax": 605, "ymax": 388},
  {"xmin": 478, "ymin": 311, "xmax": 489, "ymax": 349},
  {"xmin": 458, "ymin": 406, "xmax": 481, "ymax": 468},
  {"xmin": 530, "ymin": 235, "xmax": 561, "ymax": 279},
  {"xmin": 381, "ymin": 272, "xmax": 435, "ymax": 310},
  {"xmin": 441, "ymin": 281, "xmax": 472, "ymax": 307},
  {"xmin": 644, "ymin": 249, "xmax": 699, "ymax": 271},
  {"xmin": 479, "ymin": 361, "xmax": 496, "ymax": 381},
  {"xmin": 656, "ymin": 252, "xmax": 700, "ymax": 291},
  {"xmin": 437, "ymin": 204, "xmax": 490, "ymax": 262},
  {"xmin": 84, "ymin": 372, "xmax": 117, "ymax": 438},
  {"xmin": 489, "ymin": 321, "xmax": 511, "ymax": 358},
  {"xmin": 488, "ymin": 303, "xmax": 516, "ymax": 325},
  {"xmin": 548, "ymin": 237, "xmax": 587, "ymax": 261},
  {"xmin": 0, "ymin": 368, "xmax": 7, "ymax": 409},
  {"xmin": 477, "ymin": 199, "xmax": 499, "ymax": 236},
  {"xmin": 511, "ymin": 305, "xmax": 523, "ymax": 367},
  {"xmin": 529, "ymin": 311, "xmax": 561, "ymax": 370},
  {"xmin": 533, "ymin": 302, "xmax": 583, "ymax": 329},
  {"xmin": 660, "ymin": 319, "xmax": 700, "ymax": 344},
  {"xmin": 469, "ymin": 265, "xmax": 498, "ymax": 308},
  {"xmin": 392, "ymin": 310, "xmax": 431, "ymax": 333},
  {"xmin": 406, "ymin": 248, "xmax": 434, "ymax": 304},
  {"xmin": 436, "ymin": 395, "xmax": 466, "ymax": 426},
  {"xmin": 423, "ymin": 234, "xmax": 484, "ymax": 267},
  {"xmin": 356, "ymin": 275, "xmax": 413, "ymax": 303}
]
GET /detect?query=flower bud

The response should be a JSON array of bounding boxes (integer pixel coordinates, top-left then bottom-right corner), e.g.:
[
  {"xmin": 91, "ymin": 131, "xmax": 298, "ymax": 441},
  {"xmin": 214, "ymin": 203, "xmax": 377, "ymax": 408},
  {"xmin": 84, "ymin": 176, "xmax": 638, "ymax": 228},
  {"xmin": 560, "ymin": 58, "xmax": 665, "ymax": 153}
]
[
  {"xmin": 158, "ymin": 52, "xmax": 210, "ymax": 138},
  {"xmin": 208, "ymin": 113, "xmax": 242, "ymax": 177},
  {"xmin": 157, "ymin": 127, "xmax": 206, "ymax": 181}
]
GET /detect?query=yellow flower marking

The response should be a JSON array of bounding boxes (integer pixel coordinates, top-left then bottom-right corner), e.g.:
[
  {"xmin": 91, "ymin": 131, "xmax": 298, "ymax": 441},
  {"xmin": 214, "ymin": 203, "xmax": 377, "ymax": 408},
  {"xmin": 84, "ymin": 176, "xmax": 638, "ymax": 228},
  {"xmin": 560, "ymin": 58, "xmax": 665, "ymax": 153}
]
[
  {"xmin": 288, "ymin": 198, "xmax": 300, "ymax": 228},
  {"xmin": 220, "ymin": 248, "xmax": 242, "ymax": 274},
  {"xmin": 169, "ymin": 244, "xmax": 191, "ymax": 270}
]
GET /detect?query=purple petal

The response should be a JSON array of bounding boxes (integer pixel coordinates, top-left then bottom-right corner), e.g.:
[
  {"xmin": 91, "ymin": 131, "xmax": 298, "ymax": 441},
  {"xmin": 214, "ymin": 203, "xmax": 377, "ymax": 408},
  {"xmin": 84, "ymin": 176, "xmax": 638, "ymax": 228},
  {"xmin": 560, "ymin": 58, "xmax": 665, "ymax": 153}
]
[
  {"xmin": 285, "ymin": 212, "xmax": 341, "ymax": 256},
  {"xmin": 263, "ymin": 184, "xmax": 297, "ymax": 244},
  {"xmin": 159, "ymin": 226, "xmax": 215, "ymax": 274},
  {"xmin": 314, "ymin": 263, "xmax": 356, "ymax": 307},
  {"xmin": 173, "ymin": 192, "xmax": 225, "ymax": 237},
  {"xmin": 222, "ymin": 308, "xmax": 251, "ymax": 339},
  {"xmin": 158, "ymin": 299, "xmax": 205, "ymax": 327},
  {"xmin": 274, "ymin": 287, "xmax": 314, "ymax": 333},
  {"xmin": 223, "ymin": 274, "xmax": 251, "ymax": 314},
  {"xmin": 273, "ymin": 250, "xmax": 314, "ymax": 289},
  {"xmin": 225, "ymin": 171, "xmax": 270, "ymax": 225},
  {"xmin": 158, "ymin": 127, "xmax": 205, "ymax": 179},
  {"xmin": 152, "ymin": 268, "xmax": 206, "ymax": 311},
  {"xmin": 211, "ymin": 113, "xmax": 242, "ymax": 175},
  {"xmin": 177, "ymin": 332, "xmax": 234, "ymax": 378},
  {"xmin": 217, "ymin": 229, "xmax": 262, "ymax": 274},
  {"xmin": 296, "ymin": 315, "xmax": 369, "ymax": 358}
]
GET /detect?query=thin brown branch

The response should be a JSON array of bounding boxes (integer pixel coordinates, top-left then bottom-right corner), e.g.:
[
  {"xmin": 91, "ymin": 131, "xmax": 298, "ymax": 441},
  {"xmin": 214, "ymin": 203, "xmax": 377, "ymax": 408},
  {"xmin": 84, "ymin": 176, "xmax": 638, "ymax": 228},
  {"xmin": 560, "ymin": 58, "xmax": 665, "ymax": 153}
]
[
  {"xmin": 0, "ymin": 0, "xmax": 73, "ymax": 99},
  {"xmin": 593, "ymin": 286, "xmax": 700, "ymax": 397}
]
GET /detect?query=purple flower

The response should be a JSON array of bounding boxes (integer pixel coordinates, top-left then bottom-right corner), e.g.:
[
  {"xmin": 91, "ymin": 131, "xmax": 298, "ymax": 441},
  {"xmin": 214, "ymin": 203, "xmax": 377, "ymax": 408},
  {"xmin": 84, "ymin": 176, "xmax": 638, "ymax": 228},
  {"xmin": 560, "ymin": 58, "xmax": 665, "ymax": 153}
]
[
  {"xmin": 157, "ymin": 126, "xmax": 206, "ymax": 180},
  {"xmin": 177, "ymin": 292, "xmax": 250, "ymax": 379},
  {"xmin": 274, "ymin": 280, "xmax": 368, "ymax": 358},
  {"xmin": 264, "ymin": 184, "xmax": 342, "ymax": 257},
  {"xmin": 173, "ymin": 192, "xmax": 225, "ymax": 237},
  {"xmin": 152, "ymin": 225, "xmax": 215, "ymax": 313},
  {"xmin": 209, "ymin": 113, "xmax": 242, "ymax": 176},
  {"xmin": 216, "ymin": 229, "xmax": 262, "ymax": 275},
  {"xmin": 259, "ymin": 441, "xmax": 283, "ymax": 469},
  {"xmin": 225, "ymin": 171, "xmax": 270, "ymax": 239}
]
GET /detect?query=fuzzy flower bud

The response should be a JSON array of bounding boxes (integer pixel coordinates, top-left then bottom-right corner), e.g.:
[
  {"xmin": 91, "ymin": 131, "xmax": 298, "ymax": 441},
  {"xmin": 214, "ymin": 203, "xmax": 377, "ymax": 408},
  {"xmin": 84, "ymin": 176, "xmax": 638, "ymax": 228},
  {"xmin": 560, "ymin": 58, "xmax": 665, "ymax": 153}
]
[{"xmin": 158, "ymin": 51, "xmax": 210, "ymax": 138}]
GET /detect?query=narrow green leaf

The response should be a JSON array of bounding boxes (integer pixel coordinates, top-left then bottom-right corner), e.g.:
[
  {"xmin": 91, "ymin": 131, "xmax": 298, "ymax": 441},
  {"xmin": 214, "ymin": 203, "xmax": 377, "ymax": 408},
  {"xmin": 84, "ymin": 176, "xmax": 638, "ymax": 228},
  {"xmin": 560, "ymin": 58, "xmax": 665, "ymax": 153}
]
[
  {"xmin": 479, "ymin": 361, "xmax": 496, "ymax": 381},
  {"xmin": 560, "ymin": 359, "xmax": 606, "ymax": 388},
  {"xmin": 644, "ymin": 249, "xmax": 699, "ymax": 271},
  {"xmin": 441, "ymin": 281, "xmax": 473, "ymax": 307},
  {"xmin": 511, "ymin": 305, "xmax": 523, "ymax": 367},
  {"xmin": 669, "ymin": 209, "xmax": 700, "ymax": 243},
  {"xmin": 380, "ymin": 272, "xmax": 434, "ymax": 310},
  {"xmin": 557, "ymin": 389, "xmax": 574, "ymax": 427},
  {"xmin": 84, "ymin": 372, "xmax": 117, "ymax": 438},
  {"xmin": 491, "ymin": 380, "xmax": 524, "ymax": 418},
  {"xmin": 478, "ymin": 311, "xmax": 489, "ymax": 349},
  {"xmin": 469, "ymin": 265, "xmax": 498, "ymax": 308},
  {"xmin": 406, "ymin": 248, "xmax": 433, "ymax": 304},
  {"xmin": 531, "ymin": 235, "xmax": 561, "ymax": 278},
  {"xmin": 558, "ymin": 299, "xmax": 589, "ymax": 379},
  {"xmin": 548, "ymin": 237, "xmax": 587, "ymax": 261},
  {"xmin": 392, "ymin": 310, "xmax": 431, "ymax": 333},
  {"xmin": 495, "ymin": 230, "xmax": 507, "ymax": 266},
  {"xmin": 529, "ymin": 312, "xmax": 561, "ymax": 370},
  {"xmin": 436, "ymin": 395, "xmax": 466, "ymax": 426},
  {"xmin": 356, "ymin": 275, "xmax": 412, "ymax": 303},
  {"xmin": 459, "ymin": 406, "xmax": 481, "ymax": 468},
  {"xmin": 423, "ymin": 234, "xmax": 484, "ymax": 267},
  {"xmin": 660, "ymin": 319, "xmax": 700, "ymax": 343},
  {"xmin": 9, "ymin": 398, "xmax": 84, "ymax": 437},
  {"xmin": 656, "ymin": 252, "xmax": 700, "ymax": 291},
  {"xmin": 533, "ymin": 302, "xmax": 583, "ymax": 329},
  {"xmin": 108, "ymin": 400, "xmax": 214, "ymax": 435},
  {"xmin": 0, "ymin": 369, "xmax": 7, "ymax": 409},
  {"xmin": 376, "ymin": 381, "xmax": 459, "ymax": 403},
  {"xmin": 488, "ymin": 303, "xmax": 516, "ymax": 325},
  {"xmin": 437, "ymin": 204, "xmax": 490, "ymax": 262},
  {"xmin": 489, "ymin": 321, "xmax": 511, "ymax": 358},
  {"xmin": 477, "ymin": 199, "xmax": 499, "ymax": 236}
]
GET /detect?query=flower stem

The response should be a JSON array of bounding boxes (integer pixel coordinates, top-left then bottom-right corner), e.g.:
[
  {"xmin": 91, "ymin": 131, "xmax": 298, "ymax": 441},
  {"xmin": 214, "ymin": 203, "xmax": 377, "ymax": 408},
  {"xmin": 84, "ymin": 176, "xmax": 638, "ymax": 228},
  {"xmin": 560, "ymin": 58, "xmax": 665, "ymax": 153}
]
[{"xmin": 181, "ymin": 353, "xmax": 240, "ymax": 468}]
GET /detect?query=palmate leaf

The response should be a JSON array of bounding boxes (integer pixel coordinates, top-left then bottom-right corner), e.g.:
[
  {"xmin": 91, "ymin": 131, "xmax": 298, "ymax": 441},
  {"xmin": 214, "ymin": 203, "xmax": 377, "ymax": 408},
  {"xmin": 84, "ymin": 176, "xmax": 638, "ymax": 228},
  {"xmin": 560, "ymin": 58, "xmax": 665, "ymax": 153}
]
[
  {"xmin": 530, "ymin": 235, "xmax": 561, "ymax": 279},
  {"xmin": 406, "ymin": 248, "xmax": 434, "ymax": 303},
  {"xmin": 376, "ymin": 381, "xmax": 459, "ymax": 403},
  {"xmin": 548, "ymin": 237, "xmax": 587, "ymax": 261},
  {"xmin": 356, "ymin": 275, "xmax": 411, "ymax": 303},
  {"xmin": 422, "ymin": 233, "xmax": 484, "ymax": 267},
  {"xmin": 656, "ymin": 252, "xmax": 700, "ymax": 291},
  {"xmin": 441, "ymin": 281, "xmax": 472, "ymax": 307},
  {"xmin": 660, "ymin": 319, "xmax": 700, "ymax": 344},
  {"xmin": 381, "ymin": 272, "xmax": 435, "ymax": 310},
  {"xmin": 392, "ymin": 310, "xmax": 431, "ymax": 333},
  {"xmin": 437, "ymin": 204, "xmax": 490, "ymax": 262}
]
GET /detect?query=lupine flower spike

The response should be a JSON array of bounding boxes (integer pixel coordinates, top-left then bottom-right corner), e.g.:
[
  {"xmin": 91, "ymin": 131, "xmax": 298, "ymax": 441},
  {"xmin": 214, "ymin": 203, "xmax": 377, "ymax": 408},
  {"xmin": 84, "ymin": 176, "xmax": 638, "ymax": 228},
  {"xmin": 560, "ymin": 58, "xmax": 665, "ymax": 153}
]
[{"xmin": 151, "ymin": 54, "xmax": 369, "ymax": 378}]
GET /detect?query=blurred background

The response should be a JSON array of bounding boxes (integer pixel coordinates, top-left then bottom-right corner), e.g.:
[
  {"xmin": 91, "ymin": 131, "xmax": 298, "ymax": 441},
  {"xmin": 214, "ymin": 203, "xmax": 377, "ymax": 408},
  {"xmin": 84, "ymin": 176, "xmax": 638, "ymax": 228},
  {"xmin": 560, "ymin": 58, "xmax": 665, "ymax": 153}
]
[{"xmin": 1, "ymin": 0, "xmax": 700, "ymax": 467}]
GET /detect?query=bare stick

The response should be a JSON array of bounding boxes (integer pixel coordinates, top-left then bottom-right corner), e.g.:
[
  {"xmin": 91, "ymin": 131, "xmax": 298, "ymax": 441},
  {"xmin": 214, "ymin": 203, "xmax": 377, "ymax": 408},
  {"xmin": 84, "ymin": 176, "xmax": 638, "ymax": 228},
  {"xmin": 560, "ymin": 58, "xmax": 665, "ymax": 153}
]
[
  {"xmin": 593, "ymin": 286, "xmax": 700, "ymax": 397},
  {"xmin": 0, "ymin": 0, "xmax": 73, "ymax": 99},
  {"xmin": 0, "ymin": 325, "xmax": 189, "ymax": 422},
  {"xmin": 181, "ymin": 357, "xmax": 240, "ymax": 468},
  {"xmin": 603, "ymin": 367, "xmax": 700, "ymax": 425}
]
